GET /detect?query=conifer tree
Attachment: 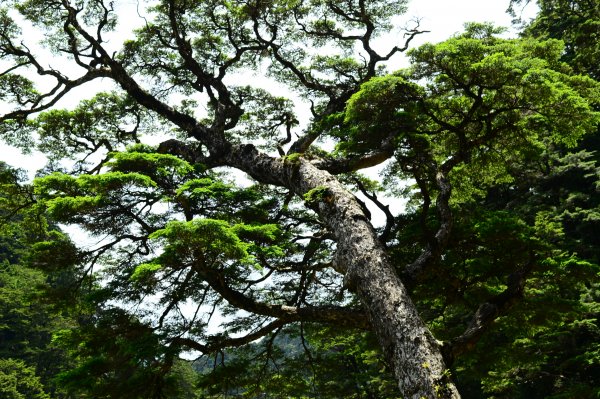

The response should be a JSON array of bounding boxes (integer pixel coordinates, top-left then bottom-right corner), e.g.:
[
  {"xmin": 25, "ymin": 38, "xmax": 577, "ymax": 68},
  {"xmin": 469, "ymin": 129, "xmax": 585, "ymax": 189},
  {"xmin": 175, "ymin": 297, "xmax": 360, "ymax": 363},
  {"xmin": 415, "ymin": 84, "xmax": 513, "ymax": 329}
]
[{"xmin": 1, "ymin": 1, "xmax": 598, "ymax": 397}]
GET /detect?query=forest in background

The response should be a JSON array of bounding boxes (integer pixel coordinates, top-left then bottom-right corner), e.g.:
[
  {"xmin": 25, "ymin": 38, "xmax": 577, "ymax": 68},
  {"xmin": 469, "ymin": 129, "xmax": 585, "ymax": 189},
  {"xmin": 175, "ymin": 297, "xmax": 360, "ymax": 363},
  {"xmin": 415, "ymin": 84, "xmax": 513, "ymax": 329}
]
[{"xmin": 0, "ymin": 0, "xmax": 598, "ymax": 398}]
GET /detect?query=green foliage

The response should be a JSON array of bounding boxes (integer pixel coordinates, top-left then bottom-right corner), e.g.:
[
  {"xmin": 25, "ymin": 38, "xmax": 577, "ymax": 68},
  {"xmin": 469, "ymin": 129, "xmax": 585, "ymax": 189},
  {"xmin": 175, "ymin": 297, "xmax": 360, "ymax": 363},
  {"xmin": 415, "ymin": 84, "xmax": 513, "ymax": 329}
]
[
  {"xmin": 457, "ymin": 146, "xmax": 600, "ymax": 398},
  {"xmin": 333, "ymin": 24, "xmax": 599, "ymax": 209},
  {"xmin": 230, "ymin": 86, "xmax": 298, "ymax": 151},
  {"xmin": 391, "ymin": 203, "xmax": 600, "ymax": 398},
  {"xmin": 457, "ymin": 255, "xmax": 600, "ymax": 398},
  {"xmin": 196, "ymin": 326, "xmax": 399, "ymax": 399},
  {"xmin": 514, "ymin": 0, "xmax": 600, "ymax": 79},
  {"xmin": 0, "ymin": 358, "xmax": 49, "ymax": 399},
  {"xmin": 443, "ymin": 7, "xmax": 600, "ymax": 395},
  {"xmin": 0, "ymin": 74, "xmax": 39, "ymax": 105},
  {"xmin": 150, "ymin": 218, "xmax": 257, "ymax": 267},
  {"xmin": 1, "ymin": 0, "xmax": 599, "ymax": 397},
  {"xmin": 107, "ymin": 146, "xmax": 194, "ymax": 179},
  {"xmin": 1, "ymin": 92, "xmax": 145, "ymax": 163},
  {"xmin": 53, "ymin": 307, "xmax": 182, "ymax": 399},
  {"xmin": 407, "ymin": 27, "xmax": 598, "ymax": 146},
  {"xmin": 30, "ymin": 145, "xmax": 303, "ymax": 394},
  {"xmin": 0, "ymin": 162, "xmax": 83, "ymax": 398},
  {"xmin": 339, "ymin": 75, "xmax": 421, "ymax": 154},
  {"xmin": 130, "ymin": 261, "xmax": 162, "ymax": 283}
]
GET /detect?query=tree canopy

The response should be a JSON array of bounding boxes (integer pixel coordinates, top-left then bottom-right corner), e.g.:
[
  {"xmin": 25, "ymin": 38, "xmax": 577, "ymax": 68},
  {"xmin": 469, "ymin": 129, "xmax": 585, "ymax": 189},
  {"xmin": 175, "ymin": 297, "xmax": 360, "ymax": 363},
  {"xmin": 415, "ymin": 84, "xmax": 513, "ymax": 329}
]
[{"xmin": 0, "ymin": 0, "xmax": 599, "ymax": 398}]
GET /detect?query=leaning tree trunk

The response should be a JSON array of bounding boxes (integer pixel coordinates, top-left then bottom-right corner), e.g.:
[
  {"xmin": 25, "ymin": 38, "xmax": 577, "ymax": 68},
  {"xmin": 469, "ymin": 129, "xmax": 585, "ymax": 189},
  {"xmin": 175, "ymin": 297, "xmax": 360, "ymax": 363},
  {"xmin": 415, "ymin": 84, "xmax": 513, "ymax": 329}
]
[
  {"xmin": 109, "ymin": 58, "xmax": 459, "ymax": 396},
  {"xmin": 227, "ymin": 146, "xmax": 461, "ymax": 399}
]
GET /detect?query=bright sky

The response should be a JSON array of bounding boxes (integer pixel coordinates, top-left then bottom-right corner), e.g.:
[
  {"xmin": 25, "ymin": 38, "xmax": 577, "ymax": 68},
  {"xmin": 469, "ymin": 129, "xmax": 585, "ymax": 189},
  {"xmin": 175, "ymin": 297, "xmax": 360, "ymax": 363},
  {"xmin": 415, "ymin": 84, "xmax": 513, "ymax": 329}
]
[{"xmin": 0, "ymin": 0, "xmax": 537, "ymax": 177}]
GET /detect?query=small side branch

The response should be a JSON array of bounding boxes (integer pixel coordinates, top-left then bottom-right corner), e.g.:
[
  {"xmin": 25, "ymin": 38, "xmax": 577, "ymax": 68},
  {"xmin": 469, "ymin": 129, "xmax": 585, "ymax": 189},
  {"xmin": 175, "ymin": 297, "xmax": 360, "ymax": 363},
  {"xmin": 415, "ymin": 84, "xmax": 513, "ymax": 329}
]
[
  {"xmin": 170, "ymin": 318, "xmax": 289, "ymax": 354},
  {"xmin": 403, "ymin": 169, "xmax": 454, "ymax": 283},
  {"xmin": 354, "ymin": 178, "xmax": 394, "ymax": 243},
  {"xmin": 194, "ymin": 261, "xmax": 371, "ymax": 330},
  {"xmin": 443, "ymin": 256, "xmax": 534, "ymax": 364}
]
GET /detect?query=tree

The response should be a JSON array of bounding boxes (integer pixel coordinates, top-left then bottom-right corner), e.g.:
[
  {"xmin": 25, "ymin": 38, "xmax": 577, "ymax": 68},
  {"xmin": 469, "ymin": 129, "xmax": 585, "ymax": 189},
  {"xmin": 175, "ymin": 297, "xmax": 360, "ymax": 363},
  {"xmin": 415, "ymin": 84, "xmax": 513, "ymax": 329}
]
[
  {"xmin": 510, "ymin": 0, "xmax": 600, "ymax": 79},
  {"xmin": 0, "ymin": 1, "xmax": 598, "ymax": 397},
  {"xmin": 0, "ymin": 358, "xmax": 50, "ymax": 399},
  {"xmin": 0, "ymin": 161, "xmax": 81, "ymax": 398},
  {"xmin": 441, "ymin": 1, "xmax": 600, "ymax": 396}
]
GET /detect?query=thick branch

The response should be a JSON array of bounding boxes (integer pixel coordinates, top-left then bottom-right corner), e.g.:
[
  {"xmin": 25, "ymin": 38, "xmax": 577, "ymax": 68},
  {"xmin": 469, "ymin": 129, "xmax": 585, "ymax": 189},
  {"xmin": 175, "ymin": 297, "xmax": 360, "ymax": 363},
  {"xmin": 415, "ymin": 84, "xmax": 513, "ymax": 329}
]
[
  {"xmin": 156, "ymin": 139, "xmax": 209, "ymax": 165},
  {"xmin": 313, "ymin": 147, "xmax": 395, "ymax": 174},
  {"xmin": 170, "ymin": 318, "xmax": 289, "ymax": 354},
  {"xmin": 194, "ymin": 261, "xmax": 370, "ymax": 330}
]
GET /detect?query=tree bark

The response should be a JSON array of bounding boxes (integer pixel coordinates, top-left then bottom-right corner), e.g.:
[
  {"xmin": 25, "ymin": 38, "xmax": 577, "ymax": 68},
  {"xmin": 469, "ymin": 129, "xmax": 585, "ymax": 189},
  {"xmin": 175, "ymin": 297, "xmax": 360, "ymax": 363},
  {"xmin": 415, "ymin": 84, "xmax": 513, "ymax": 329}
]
[
  {"xmin": 99, "ymin": 49, "xmax": 460, "ymax": 394},
  {"xmin": 224, "ymin": 145, "xmax": 461, "ymax": 399}
]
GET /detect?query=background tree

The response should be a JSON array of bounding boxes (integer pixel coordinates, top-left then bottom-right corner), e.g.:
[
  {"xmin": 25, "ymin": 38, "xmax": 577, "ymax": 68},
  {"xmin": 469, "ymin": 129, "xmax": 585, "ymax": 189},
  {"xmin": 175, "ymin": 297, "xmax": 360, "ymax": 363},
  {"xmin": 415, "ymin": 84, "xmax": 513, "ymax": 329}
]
[
  {"xmin": 439, "ymin": 1, "xmax": 600, "ymax": 396},
  {"xmin": 0, "ymin": 161, "xmax": 199, "ymax": 399},
  {"xmin": 511, "ymin": 0, "xmax": 599, "ymax": 79},
  {"xmin": 0, "ymin": 162, "xmax": 80, "ymax": 398},
  {"xmin": 0, "ymin": 1, "xmax": 598, "ymax": 398},
  {"xmin": 0, "ymin": 358, "xmax": 50, "ymax": 399}
]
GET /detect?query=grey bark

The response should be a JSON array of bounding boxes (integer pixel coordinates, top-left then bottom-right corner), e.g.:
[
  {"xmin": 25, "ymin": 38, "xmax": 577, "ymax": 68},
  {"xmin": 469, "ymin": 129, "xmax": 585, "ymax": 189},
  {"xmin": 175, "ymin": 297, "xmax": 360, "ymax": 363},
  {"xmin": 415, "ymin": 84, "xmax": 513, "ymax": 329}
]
[{"xmin": 224, "ymin": 145, "xmax": 461, "ymax": 399}]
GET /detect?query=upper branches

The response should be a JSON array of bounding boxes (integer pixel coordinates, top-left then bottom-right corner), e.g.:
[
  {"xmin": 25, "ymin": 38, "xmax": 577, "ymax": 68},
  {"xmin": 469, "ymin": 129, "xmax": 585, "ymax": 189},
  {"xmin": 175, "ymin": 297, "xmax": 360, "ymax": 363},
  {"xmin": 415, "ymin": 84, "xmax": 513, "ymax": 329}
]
[
  {"xmin": 2, "ymin": 0, "xmax": 427, "ymax": 162},
  {"xmin": 317, "ymin": 23, "xmax": 599, "ymax": 288}
]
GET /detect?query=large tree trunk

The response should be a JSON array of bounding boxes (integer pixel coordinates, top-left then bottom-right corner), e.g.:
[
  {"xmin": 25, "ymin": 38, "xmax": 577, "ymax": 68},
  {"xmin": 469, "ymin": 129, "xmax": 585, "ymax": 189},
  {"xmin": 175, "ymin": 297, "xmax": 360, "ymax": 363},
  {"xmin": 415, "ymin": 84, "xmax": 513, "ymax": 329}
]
[
  {"xmin": 227, "ymin": 146, "xmax": 461, "ymax": 399},
  {"xmin": 110, "ymin": 56, "xmax": 459, "ymax": 396}
]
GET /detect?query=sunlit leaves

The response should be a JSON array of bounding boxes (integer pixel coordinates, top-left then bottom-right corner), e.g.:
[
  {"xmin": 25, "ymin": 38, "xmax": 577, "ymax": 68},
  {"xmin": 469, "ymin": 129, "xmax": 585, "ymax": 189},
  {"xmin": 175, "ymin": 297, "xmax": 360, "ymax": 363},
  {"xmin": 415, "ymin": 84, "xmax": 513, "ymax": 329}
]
[
  {"xmin": 0, "ymin": 358, "xmax": 50, "ymax": 399},
  {"xmin": 149, "ymin": 218, "xmax": 281, "ymax": 271},
  {"xmin": 406, "ymin": 34, "xmax": 599, "ymax": 154},
  {"xmin": 345, "ymin": 75, "xmax": 421, "ymax": 124},
  {"xmin": 338, "ymin": 25, "xmax": 600, "ymax": 204},
  {"xmin": 336, "ymin": 26, "xmax": 599, "ymax": 169},
  {"xmin": 338, "ymin": 74, "xmax": 421, "ymax": 153},
  {"xmin": 151, "ymin": 218, "xmax": 254, "ymax": 267},
  {"xmin": 107, "ymin": 145, "xmax": 193, "ymax": 187},
  {"xmin": 35, "ymin": 171, "xmax": 159, "ymax": 235},
  {"xmin": 130, "ymin": 261, "xmax": 162, "ymax": 283}
]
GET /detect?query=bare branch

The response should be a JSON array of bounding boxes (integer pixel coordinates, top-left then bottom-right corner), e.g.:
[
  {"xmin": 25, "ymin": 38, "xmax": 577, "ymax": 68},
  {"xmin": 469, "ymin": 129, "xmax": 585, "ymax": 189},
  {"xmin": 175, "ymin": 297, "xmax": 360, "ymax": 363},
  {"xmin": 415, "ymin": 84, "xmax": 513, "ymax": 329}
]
[
  {"xmin": 196, "ymin": 261, "xmax": 371, "ymax": 329},
  {"xmin": 354, "ymin": 178, "xmax": 394, "ymax": 244}
]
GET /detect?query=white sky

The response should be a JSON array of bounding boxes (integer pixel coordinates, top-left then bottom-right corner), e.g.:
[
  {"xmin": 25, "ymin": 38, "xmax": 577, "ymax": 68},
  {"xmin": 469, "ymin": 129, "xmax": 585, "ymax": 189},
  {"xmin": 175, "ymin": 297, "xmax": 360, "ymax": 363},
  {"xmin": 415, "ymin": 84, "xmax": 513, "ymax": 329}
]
[{"xmin": 0, "ymin": 0, "xmax": 537, "ymax": 177}]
